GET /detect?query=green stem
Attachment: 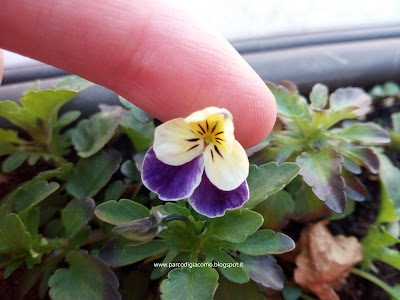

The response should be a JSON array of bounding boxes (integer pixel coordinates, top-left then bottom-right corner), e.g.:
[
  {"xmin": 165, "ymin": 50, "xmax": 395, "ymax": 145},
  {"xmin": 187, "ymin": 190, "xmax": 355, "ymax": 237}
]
[{"xmin": 351, "ymin": 268, "xmax": 399, "ymax": 297}]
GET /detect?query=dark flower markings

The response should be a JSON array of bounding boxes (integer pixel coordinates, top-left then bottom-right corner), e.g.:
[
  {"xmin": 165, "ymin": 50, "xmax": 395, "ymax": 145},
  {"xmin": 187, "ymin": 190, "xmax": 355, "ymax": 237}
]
[
  {"xmin": 211, "ymin": 121, "xmax": 218, "ymax": 133},
  {"xmin": 187, "ymin": 144, "xmax": 200, "ymax": 152},
  {"xmin": 198, "ymin": 124, "xmax": 206, "ymax": 134},
  {"xmin": 214, "ymin": 145, "xmax": 223, "ymax": 158}
]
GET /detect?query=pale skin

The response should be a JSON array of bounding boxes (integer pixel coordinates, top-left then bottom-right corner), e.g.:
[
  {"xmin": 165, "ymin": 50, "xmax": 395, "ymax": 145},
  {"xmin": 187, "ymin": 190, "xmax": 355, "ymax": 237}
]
[{"xmin": 0, "ymin": 0, "xmax": 277, "ymax": 149}]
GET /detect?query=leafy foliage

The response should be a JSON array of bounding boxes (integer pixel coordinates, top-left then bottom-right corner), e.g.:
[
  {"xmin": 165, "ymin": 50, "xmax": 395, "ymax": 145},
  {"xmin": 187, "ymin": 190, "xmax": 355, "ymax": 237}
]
[
  {"xmin": 263, "ymin": 81, "xmax": 389, "ymax": 218},
  {"xmin": 1, "ymin": 76, "xmax": 399, "ymax": 299}
]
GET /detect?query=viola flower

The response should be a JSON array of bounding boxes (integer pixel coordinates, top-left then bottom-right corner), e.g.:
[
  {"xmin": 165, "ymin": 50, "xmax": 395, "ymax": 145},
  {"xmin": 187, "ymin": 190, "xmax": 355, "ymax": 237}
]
[{"xmin": 141, "ymin": 107, "xmax": 249, "ymax": 218}]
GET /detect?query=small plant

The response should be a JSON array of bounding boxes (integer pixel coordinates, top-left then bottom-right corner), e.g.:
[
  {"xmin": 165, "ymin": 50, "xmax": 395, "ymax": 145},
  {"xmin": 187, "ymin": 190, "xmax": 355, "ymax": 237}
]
[{"xmin": 0, "ymin": 76, "xmax": 399, "ymax": 299}]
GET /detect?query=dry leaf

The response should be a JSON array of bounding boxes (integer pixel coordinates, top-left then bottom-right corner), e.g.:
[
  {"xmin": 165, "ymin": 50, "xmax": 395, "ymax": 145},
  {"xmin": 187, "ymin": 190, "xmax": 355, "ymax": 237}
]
[{"xmin": 294, "ymin": 221, "xmax": 362, "ymax": 300}]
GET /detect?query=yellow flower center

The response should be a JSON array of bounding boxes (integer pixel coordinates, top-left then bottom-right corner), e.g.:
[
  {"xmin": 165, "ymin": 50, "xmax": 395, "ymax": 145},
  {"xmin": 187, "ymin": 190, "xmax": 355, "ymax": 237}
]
[{"xmin": 187, "ymin": 114, "xmax": 228, "ymax": 150}]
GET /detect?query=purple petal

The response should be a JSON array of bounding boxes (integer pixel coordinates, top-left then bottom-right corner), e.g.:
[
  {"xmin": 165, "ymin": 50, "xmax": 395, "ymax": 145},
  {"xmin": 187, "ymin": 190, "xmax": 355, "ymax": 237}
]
[
  {"xmin": 189, "ymin": 172, "xmax": 249, "ymax": 217},
  {"xmin": 142, "ymin": 147, "xmax": 204, "ymax": 200}
]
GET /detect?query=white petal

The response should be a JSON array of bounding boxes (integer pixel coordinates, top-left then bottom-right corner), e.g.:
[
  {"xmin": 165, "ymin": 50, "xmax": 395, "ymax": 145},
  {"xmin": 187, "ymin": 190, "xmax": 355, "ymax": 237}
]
[
  {"xmin": 203, "ymin": 140, "xmax": 249, "ymax": 191},
  {"xmin": 153, "ymin": 118, "xmax": 204, "ymax": 166},
  {"xmin": 185, "ymin": 107, "xmax": 235, "ymax": 150}
]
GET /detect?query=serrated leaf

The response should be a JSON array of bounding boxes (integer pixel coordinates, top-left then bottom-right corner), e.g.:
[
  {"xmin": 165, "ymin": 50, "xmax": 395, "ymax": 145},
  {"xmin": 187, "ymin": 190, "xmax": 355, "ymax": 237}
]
[
  {"xmin": 119, "ymin": 96, "xmax": 154, "ymax": 123},
  {"xmin": 21, "ymin": 90, "xmax": 77, "ymax": 125},
  {"xmin": 266, "ymin": 82, "xmax": 309, "ymax": 119},
  {"xmin": 255, "ymin": 190, "xmax": 295, "ymax": 230},
  {"xmin": 214, "ymin": 275, "xmax": 265, "ymax": 300},
  {"xmin": 292, "ymin": 183, "xmax": 331, "ymax": 223},
  {"xmin": 331, "ymin": 123, "xmax": 390, "ymax": 144},
  {"xmin": 205, "ymin": 248, "xmax": 249, "ymax": 283},
  {"xmin": 160, "ymin": 267, "xmax": 218, "ymax": 300},
  {"xmin": 62, "ymin": 198, "xmax": 96, "ymax": 236},
  {"xmin": 95, "ymin": 199, "xmax": 150, "ymax": 225},
  {"xmin": 14, "ymin": 180, "xmax": 60, "ymax": 212},
  {"xmin": 99, "ymin": 239, "xmax": 169, "ymax": 267},
  {"xmin": 296, "ymin": 148, "xmax": 346, "ymax": 213},
  {"xmin": 240, "ymin": 254, "xmax": 285, "ymax": 290},
  {"xmin": 66, "ymin": 149, "xmax": 122, "ymax": 198},
  {"xmin": 310, "ymin": 83, "xmax": 328, "ymax": 109},
  {"xmin": 1, "ymin": 151, "xmax": 30, "ymax": 172},
  {"xmin": 276, "ymin": 144, "xmax": 299, "ymax": 164},
  {"xmin": 244, "ymin": 162, "xmax": 301, "ymax": 209},
  {"xmin": 377, "ymin": 153, "xmax": 400, "ymax": 222},
  {"xmin": 208, "ymin": 209, "xmax": 263, "ymax": 243},
  {"xmin": 232, "ymin": 229, "xmax": 295, "ymax": 255},
  {"xmin": 71, "ymin": 106, "xmax": 122, "ymax": 157},
  {"xmin": 0, "ymin": 128, "xmax": 26, "ymax": 144},
  {"xmin": 370, "ymin": 81, "xmax": 400, "ymax": 99},
  {"xmin": 52, "ymin": 75, "xmax": 93, "ymax": 92},
  {"xmin": 48, "ymin": 250, "xmax": 121, "ymax": 300},
  {"xmin": 0, "ymin": 214, "xmax": 31, "ymax": 255},
  {"xmin": 329, "ymin": 87, "xmax": 371, "ymax": 116},
  {"xmin": 0, "ymin": 100, "xmax": 37, "ymax": 132}
]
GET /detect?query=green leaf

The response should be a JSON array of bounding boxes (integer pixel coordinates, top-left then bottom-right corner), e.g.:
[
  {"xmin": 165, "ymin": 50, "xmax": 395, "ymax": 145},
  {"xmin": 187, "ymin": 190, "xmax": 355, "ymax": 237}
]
[
  {"xmin": 375, "ymin": 247, "xmax": 400, "ymax": 270},
  {"xmin": 0, "ymin": 128, "xmax": 26, "ymax": 144},
  {"xmin": 283, "ymin": 284, "xmax": 302, "ymax": 300},
  {"xmin": 329, "ymin": 87, "xmax": 371, "ymax": 116},
  {"xmin": 95, "ymin": 199, "xmax": 150, "ymax": 225},
  {"xmin": 104, "ymin": 180, "xmax": 124, "ymax": 201},
  {"xmin": 18, "ymin": 207, "xmax": 40, "ymax": 238},
  {"xmin": 205, "ymin": 248, "xmax": 249, "ymax": 283},
  {"xmin": 152, "ymin": 202, "xmax": 190, "ymax": 217},
  {"xmin": 244, "ymin": 162, "xmax": 301, "ymax": 209},
  {"xmin": 62, "ymin": 198, "xmax": 96, "ymax": 236},
  {"xmin": 52, "ymin": 75, "xmax": 93, "ymax": 92},
  {"xmin": 208, "ymin": 209, "xmax": 263, "ymax": 243},
  {"xmin": 99, "ymin": 239, "xmax": 169, "ymax": 267},
  {"xmin": 119, "ymin": 110, "xmax": 154, "ymax": 152},
  {"xmin": 0, "ymin": 214, "xmax": 31, "ymax": 255},
  {"xmin": 377, "ymin": 153, "xmax": 400, "ymax": 222},
  {"xmin": 66, "ymin": 149, "xmax": 122, "ymax": 198},
  {"xmin": 121, "ymin": 160, "xmax": 141, "ymax": 182},
  {"xmin": 370, "ymin": 81, "xmax": 400, "ymax": 99},
  {"xmin": 21, "ymin": 90, "xmax": 77, "ymax": 125},
  {"xmin": 1, "ymin": 151, "xmax": 30, "ymax": 172},
  {"xmin": 266, "ymin": 82, "xmax": 309, "ymax": 119},
  {"xmin": 3, "ymin": 259, "xmax": 24, "ymax": 279},
  {"xmin": 240, "ymin": 254, "xmax": 284, "ymax": 290},
  {"xmin": 292, "ymin": 181, "xmax": 332, "ymax": 223},
  {"xmin": 341, "ymin": 146, "xmax": 379, "ymax": 174},
  {"xmin": 232, "ymin": 229, "xmax": 295, "ymax": 255},
  {"xmin": 309, "ymin": 83, "xmax": 328, "ymax": 109},
  {"xmin": 362, "ymin": 226, "xmax": 400, "ymax": 254},
  {"xmin": 331, "ymin": 123, "xmax": 390, "ymax": 144},
  {"xmin": 14, "ymin": 180, "xmax": 60, "ymax": 212},
  {"xmin": 56, "ymin": 111, "xmax": 81, "ymax": 127},
  {"xmin": 160, "ymin": 267, "xmax": 219, "ymax": 300},
  {"xmin": 0, "ymin": 100, "xmax": 37, "ymax": 133},
  {"xmin": 150, "ymin": 247, "xmax": 180, "ymax": 280},
  {"xmin": 343, "ymin": 171, "xmax": 367, "ymax": 201},
  {"xmin": 71, "ymin": 106, "xmax": 123, "ymax": 157},
  {"xmin": 255, "ymin": 190, "xmax": 295, "ymax": 230},
  {"xmin": 48, "ymin": 250, "xmax": 121, "ymax": 300},
  {"xmin": 392, "ymin": 112, "xmax": 400, "ymax": 134},
  {"xmin": 214, "ymin": 275, "xmax": 265, "ymax": 300},
  {"xmin": 119, "ymin": 96, "xmax": 154, "ymax": 123},
  {"xmin": 296, "ymin": 148, "xmax": 346, "ymax": 213},
  {"xmin": 0, "ymin": 142, "xmax": 17, "ymax": 156}
]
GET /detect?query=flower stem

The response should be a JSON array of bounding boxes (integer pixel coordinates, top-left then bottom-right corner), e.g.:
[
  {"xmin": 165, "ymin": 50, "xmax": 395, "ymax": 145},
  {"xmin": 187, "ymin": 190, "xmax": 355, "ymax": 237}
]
[{"xmin": 351, "ymin": 267, "xmax": 400, "ymax": 297}]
